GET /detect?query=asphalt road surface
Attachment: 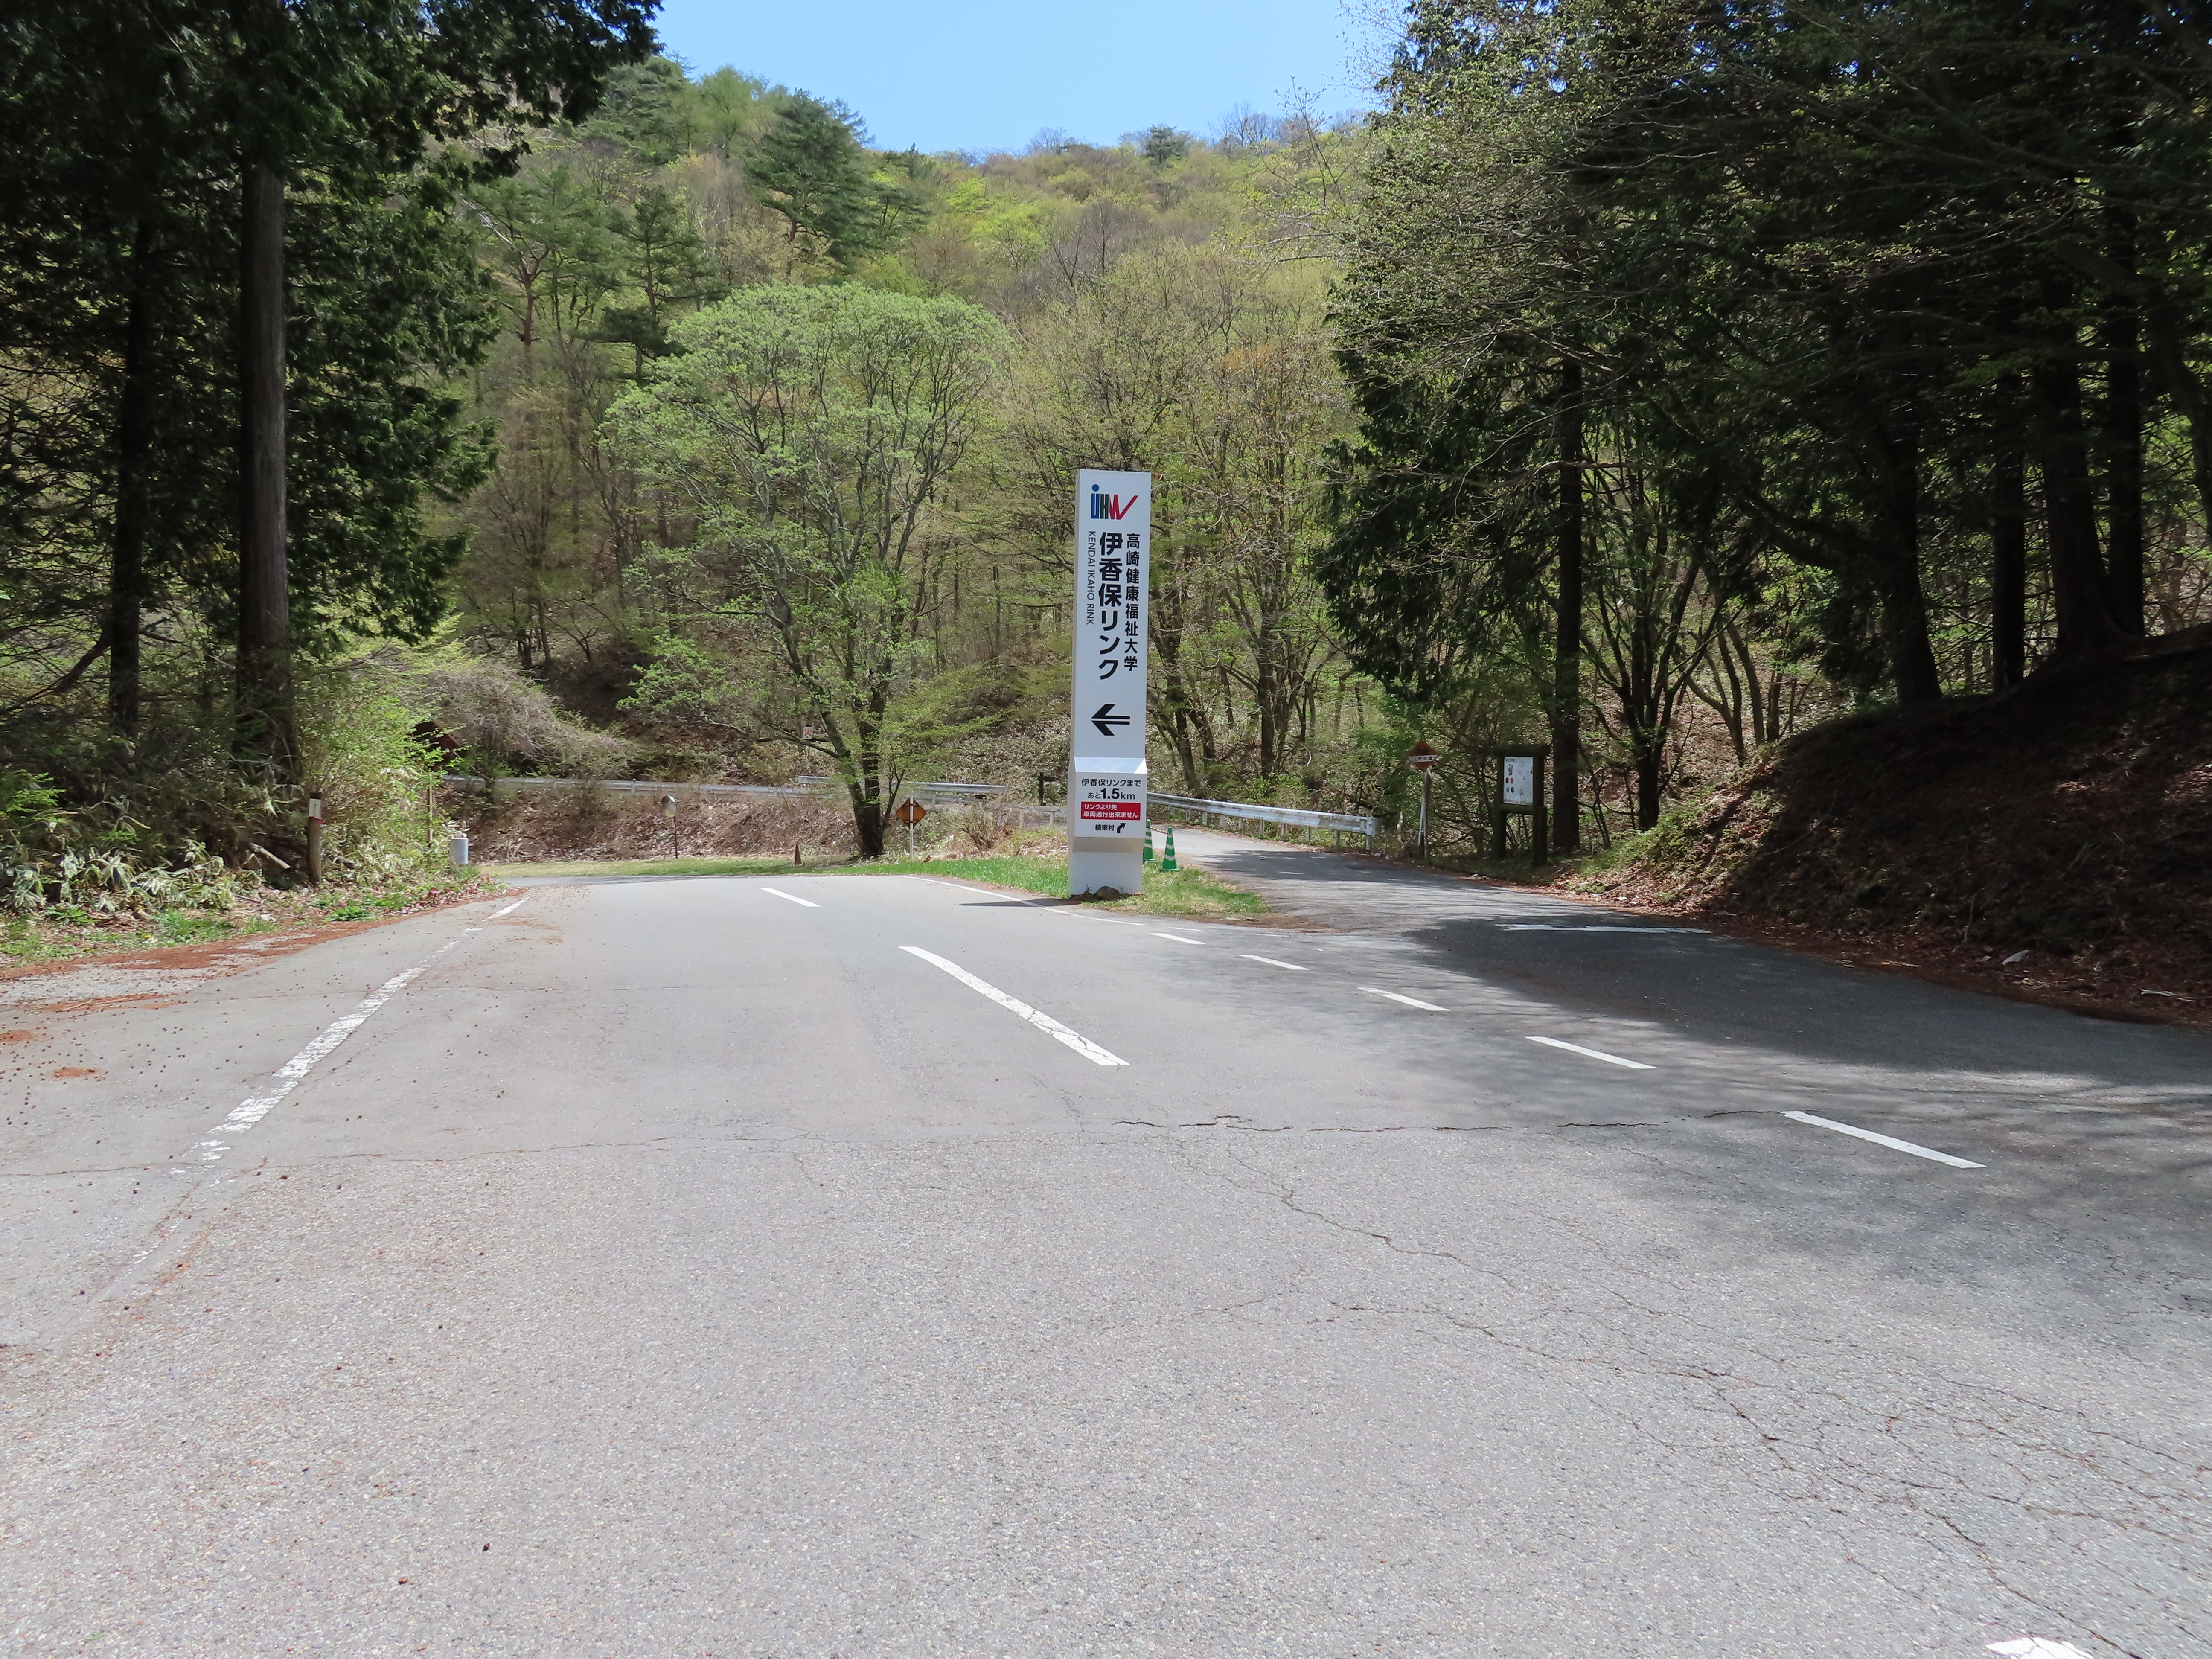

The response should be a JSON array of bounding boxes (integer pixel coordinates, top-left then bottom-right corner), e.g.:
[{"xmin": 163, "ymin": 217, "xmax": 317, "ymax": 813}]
[{"xmin": 3, "ymin": 831, "xmax": 2207, "ymax": 1658}]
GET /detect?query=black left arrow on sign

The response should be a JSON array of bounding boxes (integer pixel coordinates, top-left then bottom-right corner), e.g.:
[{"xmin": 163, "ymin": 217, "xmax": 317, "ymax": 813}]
[{"xmin": 1090, "ymin": 703, "xmax": 1132, "ymax": 737}]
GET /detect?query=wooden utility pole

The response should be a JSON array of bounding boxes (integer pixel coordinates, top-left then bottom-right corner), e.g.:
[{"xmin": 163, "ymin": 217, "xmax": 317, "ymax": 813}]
[
  {"xmin": 1552, "ymin": 356, "xmax": 1583, "ymax": 853},
  {"xmin": 237, "ymin": 162, "xmax": 298, "ymax": 789},
  {"xmin": 1992, "ymin": 446, "xmax": 2027, "ymax": 688},
  {"xmin": 109, "ymin": 221, "xmax": 158, "ymax": 737}
]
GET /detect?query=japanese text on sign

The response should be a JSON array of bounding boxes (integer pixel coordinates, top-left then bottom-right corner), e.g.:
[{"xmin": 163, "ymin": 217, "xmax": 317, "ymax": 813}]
[
  {"xmin": 1077, "ymin": 482, "xmax": 1149, "ymax": 703},
  {"xmin": 1074, "ymin": 773, "xmax": 1143, "ymax": 830},
  {"xmin": 1503, "ymin": 755, "xmax": 1536, "ymax": 806}
]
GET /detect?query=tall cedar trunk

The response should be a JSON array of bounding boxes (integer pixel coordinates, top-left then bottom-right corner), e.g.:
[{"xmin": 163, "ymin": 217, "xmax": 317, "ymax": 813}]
[
  {"xmin": 109, "ymin": 220, "xmax": 157, "ymax": 736},
  {"xmin": 1877, "ymin": 556, "xmax": 1941, "ymax": 704},
  {"xmin": 2101, "ymin": 257, "xmax": 2145, "ymax": 633},
  {"xmin": 2103, "ymin": 343, "xmax": 2145, "ymax": 633},
  {"xmin": 1551, "ymin": 356, "xmax": 1583, "ymax": 851},
  {"xmin": 237, "ymin": 164, "xmax": 297, "ymax": 784},
  {"xmin": 2142, "ymin": 303, "xmax": 2212, "ymax": 538},
  {"xmin": 1991, "ymin": 442, "xmax": 2028, "ymax": 688},
  {"xmin": 1874, "ymin": 409, "xmax": 1942, "ymax": 704},
  {"xmin": 1627, "ymin": 623, "xmax": 1662, "ymax": 831},
  {"xmin": 2032, "ymin": 346, "xmax": 2125, "ymax": 660}
]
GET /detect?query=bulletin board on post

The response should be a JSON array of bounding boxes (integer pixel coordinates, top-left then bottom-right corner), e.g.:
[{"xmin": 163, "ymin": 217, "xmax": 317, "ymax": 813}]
[{"xmin": 1470, "ymin": 745, "xmax": 1550, "ymax": 865}]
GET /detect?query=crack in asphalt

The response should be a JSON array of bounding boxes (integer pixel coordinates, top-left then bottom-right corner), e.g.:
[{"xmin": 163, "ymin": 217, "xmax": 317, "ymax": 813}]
[{"xmin": 1133, "ymin": 1124, "xmax": 2206, "ymax": 1656}]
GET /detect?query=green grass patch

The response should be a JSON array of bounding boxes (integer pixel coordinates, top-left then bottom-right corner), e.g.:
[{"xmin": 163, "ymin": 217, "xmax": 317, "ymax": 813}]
[
  {"xmin": 850, "ymin": 853, "xmax": 1069, "ymax": 896},
  {"xmin": 0, "ymin": 871, "xmax": 500, "ymax": 970},
  {"xmin": 0, "ymin": 905, "xmax": 274, "ymax": 965},
  {"xmin": 849, "ymin": 853, "xmax": 1269, "ymax": 918},
  {"xmin": 1101, "ymin": 863, "xmax": 1269, "ymax": 919},
  {"xmin": 155, "ymin": 908, "xmax": 236, "ymax": 944},
  {"xmin": 486, "ymin": 849, "xmax": 1271, "ymax": 921},
  {"xmin": 478, "ymin": 855, "xmax": 803, "ymax": 881},
  {"xmin": 860, "ymin": 854, "xmax": 1266, "ymax": 919}
]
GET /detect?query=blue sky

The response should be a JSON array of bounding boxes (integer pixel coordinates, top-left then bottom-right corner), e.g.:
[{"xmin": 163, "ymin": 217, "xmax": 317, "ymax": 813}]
[{"xmin": 649, "ymin": 0, "xmax": 1384, "ymax": 156}]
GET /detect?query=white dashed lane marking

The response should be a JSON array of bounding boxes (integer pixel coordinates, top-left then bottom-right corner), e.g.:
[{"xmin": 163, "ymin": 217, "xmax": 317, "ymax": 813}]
[
  {"xmin": 899, "ymin": 946, "xmax": 1128, "ymax": 1067},
  {"xmin": 194, "ymin": 899, "xmax": 526, "ymax": 1164},
  {"xmin": 762, "ymin": 888, "xmax": 819, "ymax": 908},
  {"xmin": 1363, "ymin": 987, "xmax": 1449, "ymax": 1012},
  {"xmin": 1525, "ymin": 1034, "xmax": 1653, "ymax": 1070},
  {"xmin": 1784, "ymin": 1110, "xmax": 1984, "ymax": 1169},
  {"xmin": 1240, "ymin": 955, "xmax": 1307, "ymax": 971}
]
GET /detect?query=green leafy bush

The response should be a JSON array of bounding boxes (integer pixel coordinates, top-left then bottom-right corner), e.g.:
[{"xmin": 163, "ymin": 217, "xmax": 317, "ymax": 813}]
[{"xmin": 0, "ymin": 765, "xmax": 244, "ymax": 916}]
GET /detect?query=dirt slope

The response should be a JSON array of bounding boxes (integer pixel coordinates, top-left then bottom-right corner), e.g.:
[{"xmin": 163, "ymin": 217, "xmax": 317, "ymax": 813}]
[{"xmin": 1575, "ymin": 637, "xmax": 2212, "ymax": 1023}]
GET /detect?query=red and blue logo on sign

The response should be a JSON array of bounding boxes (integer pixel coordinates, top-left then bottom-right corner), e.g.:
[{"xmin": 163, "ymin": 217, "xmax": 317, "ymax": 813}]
[{"xmin": 1089, "ymin": 484, "xmax": 1138, "ymax": 521}]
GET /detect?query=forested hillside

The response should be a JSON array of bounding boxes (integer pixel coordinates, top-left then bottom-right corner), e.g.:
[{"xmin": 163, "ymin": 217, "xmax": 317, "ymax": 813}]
[
  {"xmin": 437, "ymin": 64, "xmax": 1372, "ymax": 852},
  {"xmin": 2, "ymin": 0, "xmax": 2208, "ymax": 960},
  {"xmin": 1324, "ymin": 0, "xmax": 2212, "ymax": 856}
]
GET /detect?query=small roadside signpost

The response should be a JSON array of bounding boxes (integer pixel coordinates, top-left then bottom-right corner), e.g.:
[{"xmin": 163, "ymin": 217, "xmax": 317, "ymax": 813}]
[
  {"xmin": 1068, "ymin": 468, "xmax": 1151, "ymax": 897},
  {"xmin": 1407, "ymin": 741, "xmax": 1439, "ymax": 859},
  {"xmin": 894, "ymin": 795, "xmax": 927, "ymax": 856},
  {"xmin": 661, "ymin": 792, "xmax": 680, "ymax": 859}
]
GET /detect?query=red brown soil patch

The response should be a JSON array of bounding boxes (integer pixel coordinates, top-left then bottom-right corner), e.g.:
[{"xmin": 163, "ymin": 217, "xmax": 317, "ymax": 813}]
[
  {"xmin": 448, "ymin": 783, "xmax": 856, "ymax": 864},
  {"xmin": 1569, "ymin": 640, "xmax": 2212, "ymax": 1031},
  {"xmin": 0, "ymin": 885, "xmax": 500, "ymax": 992}
]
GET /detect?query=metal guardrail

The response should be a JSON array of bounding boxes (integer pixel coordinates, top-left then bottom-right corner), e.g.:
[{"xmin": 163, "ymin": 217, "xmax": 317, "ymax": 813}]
[
  {"xmin": 796, "ymin": 776, "xmax": 1005, "ymax": 801},
  {"xmin": 1148, "ymin": 790, "xmax": 1377, "ymax": 845}
]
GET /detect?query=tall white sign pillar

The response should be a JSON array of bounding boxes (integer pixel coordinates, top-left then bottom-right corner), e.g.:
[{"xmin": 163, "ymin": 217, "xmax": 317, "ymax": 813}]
[{"xmin": 1068, "ymin": 469, "xmax": 1150, "ymax": 897}]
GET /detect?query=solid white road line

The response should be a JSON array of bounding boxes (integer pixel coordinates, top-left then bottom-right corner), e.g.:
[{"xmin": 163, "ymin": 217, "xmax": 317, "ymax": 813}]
[
  {"xmin": 1783, "ymin": 1109, "xmax": 1985, "ymax": 1169},
  {"xmin": 1152, "ymin": 932, "xmax": 1203, "ymax": 944},
  {"xmin": 762, "ymin": 887, "xmax": 819, "ymax": 908},
  {"xmin": 1241, "ymin": 954, "xmax": 1308, "ymax": 971},
  {"xmin": 1363, "ymin": 987, "xmax": 1449, "ymax": 1012},
  {"xmin": 1989, "ymin": 1639, "xmax": 2095, "ymax": 1657},
  {"xmin": 900, "ymin": 946, "xmax": 1127, "ymax": 1066},
  {"xmin": 193, "ymin": 901, "xmax": 518, "ymax": 1163},
  {"xmin": 1526, "ymin": 1034, "xmax": 1655, "ymax": 1070}
]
